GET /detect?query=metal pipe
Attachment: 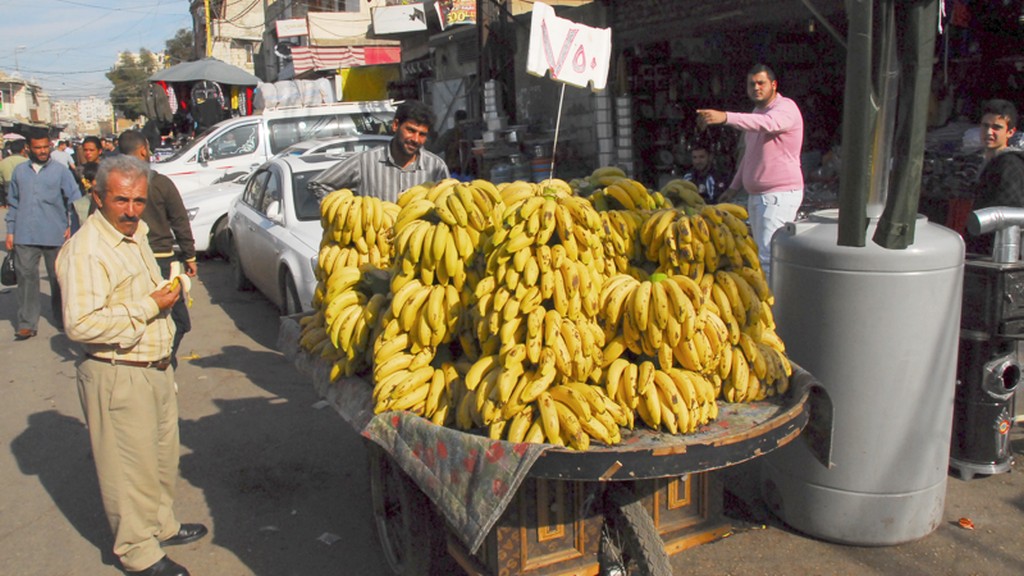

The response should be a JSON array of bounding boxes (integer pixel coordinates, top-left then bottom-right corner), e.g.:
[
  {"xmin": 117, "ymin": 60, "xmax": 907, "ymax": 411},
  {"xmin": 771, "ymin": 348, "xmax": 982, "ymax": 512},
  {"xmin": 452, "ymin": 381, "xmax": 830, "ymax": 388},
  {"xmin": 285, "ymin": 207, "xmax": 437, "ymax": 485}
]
[
  {"xmin": 967, "ymin": 207, "xmax": 1024, "ymax": 235},
  {"xmin": 837, "ymin": 0, "xmax": 875, "ymax": 247},
  {"xmin": 968, "ymin": 207, "xmax": 1024, "ymax": 263},
  {"xmin": 869, "ymin": 3, "xmax": 899, "ymax": 220}
]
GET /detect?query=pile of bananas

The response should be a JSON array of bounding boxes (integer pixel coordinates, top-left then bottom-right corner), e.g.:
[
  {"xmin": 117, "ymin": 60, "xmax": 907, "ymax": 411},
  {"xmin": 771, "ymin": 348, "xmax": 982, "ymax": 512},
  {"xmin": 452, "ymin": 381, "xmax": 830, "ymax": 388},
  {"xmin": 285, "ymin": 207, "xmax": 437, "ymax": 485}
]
[
  {"xmin": 296, "ymin": 168, "xmax": 794, "ymax": 450},
  {"xmin": 453, "ymin": 179, "xmax": 629, "ymax": 449},
  {"xmin": 368, "ymin": 179, "xmax": 501, "ymax": 421},
  {"xmin": 298, "ymin": 190, "xmax": 398, "ymax": 379}
]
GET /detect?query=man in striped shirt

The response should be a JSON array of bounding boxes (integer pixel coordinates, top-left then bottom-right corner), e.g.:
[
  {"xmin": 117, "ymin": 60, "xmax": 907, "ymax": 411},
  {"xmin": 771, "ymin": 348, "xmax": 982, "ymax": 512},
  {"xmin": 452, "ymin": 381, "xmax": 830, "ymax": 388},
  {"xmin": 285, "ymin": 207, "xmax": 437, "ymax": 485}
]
[
  {"xmin": 309, "ymin": 99, "xmax": 450, "ymax": 203},
  {"xmin": 56, "ymin": 155, "xmax": 206, "ymax": 576}
]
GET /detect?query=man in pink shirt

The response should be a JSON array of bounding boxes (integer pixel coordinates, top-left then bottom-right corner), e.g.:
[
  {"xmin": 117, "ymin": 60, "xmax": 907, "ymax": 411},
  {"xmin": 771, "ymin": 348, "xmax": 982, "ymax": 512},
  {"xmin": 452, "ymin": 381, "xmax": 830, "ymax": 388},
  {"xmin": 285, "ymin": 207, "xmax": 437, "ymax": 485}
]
[{"xmin": 697, "ymin": 64, "xmax": 804, "ymax": 281}]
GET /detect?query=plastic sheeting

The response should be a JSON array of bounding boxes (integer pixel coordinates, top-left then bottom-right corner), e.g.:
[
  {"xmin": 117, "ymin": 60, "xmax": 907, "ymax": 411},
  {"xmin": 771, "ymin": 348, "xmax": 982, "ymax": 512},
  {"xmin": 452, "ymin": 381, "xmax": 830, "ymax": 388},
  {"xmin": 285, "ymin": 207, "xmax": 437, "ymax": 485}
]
[{"xmin": 253, "ymin": 79, "xmax": 336, "ymax": 112}]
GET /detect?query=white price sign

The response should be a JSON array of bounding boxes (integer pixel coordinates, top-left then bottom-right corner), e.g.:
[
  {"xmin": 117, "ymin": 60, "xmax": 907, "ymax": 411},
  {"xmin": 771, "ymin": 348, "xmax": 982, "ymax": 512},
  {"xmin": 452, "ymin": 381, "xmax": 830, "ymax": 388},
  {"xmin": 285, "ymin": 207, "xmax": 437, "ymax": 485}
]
[{"xmin": 525, "ymin": 2, "xmax": 612, "ymax": 91}]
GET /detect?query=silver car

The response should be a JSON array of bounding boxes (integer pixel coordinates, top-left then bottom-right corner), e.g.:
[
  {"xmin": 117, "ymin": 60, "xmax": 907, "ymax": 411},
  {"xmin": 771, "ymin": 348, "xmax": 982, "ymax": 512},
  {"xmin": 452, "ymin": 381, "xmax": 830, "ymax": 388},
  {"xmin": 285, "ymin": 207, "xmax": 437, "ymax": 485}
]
[
  {"xmin": 273, "ymin": 134, "xmax": 391, "ymax": 158},
  {"xmin": 227, "ymin": 154, "xmax": 339, "ymax": 314},
  {"xmin": 185, "ymin": 135, "xmax": 388, "ymax": 257}
]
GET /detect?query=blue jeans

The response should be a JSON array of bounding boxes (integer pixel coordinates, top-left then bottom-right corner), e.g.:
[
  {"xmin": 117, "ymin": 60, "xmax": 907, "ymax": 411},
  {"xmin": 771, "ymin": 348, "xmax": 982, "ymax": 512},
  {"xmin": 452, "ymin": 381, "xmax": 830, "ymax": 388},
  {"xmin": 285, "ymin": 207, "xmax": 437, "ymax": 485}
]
[
  {"xmin": 14, "ymin": 244, "xmax": 62, "ymax": 332},
  {"xmin": 747, "ymin": 190, "xmax": 803, "ymax": 284}
]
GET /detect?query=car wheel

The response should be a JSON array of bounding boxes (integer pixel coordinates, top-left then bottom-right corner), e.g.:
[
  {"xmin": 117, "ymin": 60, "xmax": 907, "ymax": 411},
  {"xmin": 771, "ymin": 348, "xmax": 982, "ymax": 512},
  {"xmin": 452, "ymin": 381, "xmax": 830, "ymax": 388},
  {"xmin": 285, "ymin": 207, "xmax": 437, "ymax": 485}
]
[
  {"xmin": 230, "ymin": 238, "xmax": 253, "ymax": 291},
  {"xmin": 210, "ymin": 216, "xmax": 230, "ymax": 259},
  {"xmin": 281, "ymin": 270, "xmax": 303, "ymax": 315}
]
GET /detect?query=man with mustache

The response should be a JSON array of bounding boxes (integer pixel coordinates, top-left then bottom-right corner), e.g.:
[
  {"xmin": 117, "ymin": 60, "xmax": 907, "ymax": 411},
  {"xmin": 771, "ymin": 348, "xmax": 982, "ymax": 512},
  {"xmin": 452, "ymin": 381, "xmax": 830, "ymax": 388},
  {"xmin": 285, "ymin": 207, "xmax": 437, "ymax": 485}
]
[
  {"xmin": 5, "ymin": 128, "xmax": 82, "ymax": 339},
  {"xmin": 309, "ymin": 99, "xmax": 450, "ymax": 203},
  {"xmin": 965, "ymin": 99, "xmax": 1024, "ymax": 255},
  {"xmin": 697, "ymin": 64, "xmax": 804, "ymax": 282},
  {"xmin": 56, "ymin": 155, "xmax": 206, "ymax": 576}
]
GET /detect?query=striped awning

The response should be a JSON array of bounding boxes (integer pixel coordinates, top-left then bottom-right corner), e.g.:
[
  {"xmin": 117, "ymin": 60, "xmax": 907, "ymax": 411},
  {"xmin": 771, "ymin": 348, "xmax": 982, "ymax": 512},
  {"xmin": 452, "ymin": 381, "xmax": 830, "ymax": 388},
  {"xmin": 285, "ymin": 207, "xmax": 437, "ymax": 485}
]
[{"xmin": 291, "ymin": 46, "xmax": 402, "ymax": 75}]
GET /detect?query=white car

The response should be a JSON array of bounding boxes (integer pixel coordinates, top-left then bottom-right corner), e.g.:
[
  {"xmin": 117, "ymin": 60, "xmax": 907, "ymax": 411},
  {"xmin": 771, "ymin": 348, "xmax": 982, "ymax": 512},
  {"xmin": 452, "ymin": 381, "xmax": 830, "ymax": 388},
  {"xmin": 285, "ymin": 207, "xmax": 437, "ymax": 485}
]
[
  {"xmin": 153, "ymin": 100, "xmax": 395, "ymax": 194},
  {"xmin": 183, "ymin": 135, "xmax": 388, "ymax": 257},
  {"xmin": 226, "ymin": 154, "xmax": 338, "ymax": 314},
  {"xmin": 181, "ymin": 170, "xmax": 249, "ymax": 257}
]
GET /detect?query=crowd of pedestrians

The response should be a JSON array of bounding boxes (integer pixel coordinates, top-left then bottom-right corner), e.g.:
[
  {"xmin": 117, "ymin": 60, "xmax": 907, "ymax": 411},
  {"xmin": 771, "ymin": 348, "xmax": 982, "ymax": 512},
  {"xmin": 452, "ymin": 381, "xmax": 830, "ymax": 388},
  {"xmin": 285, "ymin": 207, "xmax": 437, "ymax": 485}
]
[{"xmin": 2, "ymin": 129, "xmax": 202, "ymax": 576}]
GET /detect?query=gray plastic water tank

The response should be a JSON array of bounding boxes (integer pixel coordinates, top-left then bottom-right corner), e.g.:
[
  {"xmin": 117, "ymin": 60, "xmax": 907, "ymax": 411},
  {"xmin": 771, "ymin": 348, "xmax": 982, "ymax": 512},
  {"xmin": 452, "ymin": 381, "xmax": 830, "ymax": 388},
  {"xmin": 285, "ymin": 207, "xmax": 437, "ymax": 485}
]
[{"xmin": 761, "ymin": 210, "xmax": 964, "ymax": 545}]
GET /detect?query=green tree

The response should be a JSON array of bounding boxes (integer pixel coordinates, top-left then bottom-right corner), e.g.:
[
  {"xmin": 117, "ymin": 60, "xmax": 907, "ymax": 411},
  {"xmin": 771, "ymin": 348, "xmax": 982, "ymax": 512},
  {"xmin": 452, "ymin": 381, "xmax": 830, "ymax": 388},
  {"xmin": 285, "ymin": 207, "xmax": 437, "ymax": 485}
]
[
  {"xmin": 165, "ymin": 28, "xmax": 195, "ymax": 65},
  {"xmin": 107, "ymin": 49, "xmax": 159, "ymax": 121}
]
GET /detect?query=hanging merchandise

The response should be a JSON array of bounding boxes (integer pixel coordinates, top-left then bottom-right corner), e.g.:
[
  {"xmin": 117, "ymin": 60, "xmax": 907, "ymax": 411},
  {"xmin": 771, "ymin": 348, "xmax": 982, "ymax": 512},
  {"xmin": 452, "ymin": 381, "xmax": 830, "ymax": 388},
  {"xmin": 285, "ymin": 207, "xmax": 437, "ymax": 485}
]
[
  {"xmin": 164, "ymin": 83, "xmax": 178, "ymax": 115},
  {"xmin": 191, "ymin": 80, "xmax": 226, "ymax": 110},
  {"xmin": 151, "ymin": 82, "xmax": 173, "ymax": 123}
]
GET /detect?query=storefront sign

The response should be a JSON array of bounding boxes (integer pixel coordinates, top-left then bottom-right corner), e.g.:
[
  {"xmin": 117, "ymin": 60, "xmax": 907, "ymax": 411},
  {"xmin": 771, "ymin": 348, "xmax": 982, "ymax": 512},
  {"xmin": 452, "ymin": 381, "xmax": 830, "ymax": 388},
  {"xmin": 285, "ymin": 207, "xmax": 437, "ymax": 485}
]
[
  {"xmin": 372, "ymin": 4, "xmax": 428, "ymax": 35},
  {"xmin": 526, "ymin": 2, "xmax": 611, "ymax": 91},
  {"xmin": 435, "ymin": 0, "xmax": 477, "ymax": 31},
  {"xmin": 275, "ymin": 18, "xmax": 309, "ymax": 38}
]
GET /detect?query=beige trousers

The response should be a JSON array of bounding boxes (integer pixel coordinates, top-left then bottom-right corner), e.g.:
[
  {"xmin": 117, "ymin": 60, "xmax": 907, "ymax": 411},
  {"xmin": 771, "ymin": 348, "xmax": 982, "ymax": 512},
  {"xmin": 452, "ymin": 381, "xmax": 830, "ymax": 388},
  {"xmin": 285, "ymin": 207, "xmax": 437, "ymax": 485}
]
[{"xmin": 77, "ymin": 359, "xmax": 181, "ymax": 571}]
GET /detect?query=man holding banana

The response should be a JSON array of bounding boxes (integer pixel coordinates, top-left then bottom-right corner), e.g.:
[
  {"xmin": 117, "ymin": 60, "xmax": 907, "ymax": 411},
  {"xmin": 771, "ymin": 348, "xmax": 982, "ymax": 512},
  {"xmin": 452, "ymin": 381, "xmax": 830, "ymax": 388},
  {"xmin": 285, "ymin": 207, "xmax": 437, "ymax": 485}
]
[{"xmin": 56, "ymin": 155, "xmax": 206, "ymax": 576}]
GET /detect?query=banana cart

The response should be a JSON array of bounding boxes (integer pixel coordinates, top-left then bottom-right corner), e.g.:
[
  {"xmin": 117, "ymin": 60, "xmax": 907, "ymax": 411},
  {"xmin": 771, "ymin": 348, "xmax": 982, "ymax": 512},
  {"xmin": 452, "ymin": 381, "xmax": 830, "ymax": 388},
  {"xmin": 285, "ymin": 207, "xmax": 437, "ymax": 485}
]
[{"xmin": 280, "ymin": 317, "xmax": 827, "ymax": 576}]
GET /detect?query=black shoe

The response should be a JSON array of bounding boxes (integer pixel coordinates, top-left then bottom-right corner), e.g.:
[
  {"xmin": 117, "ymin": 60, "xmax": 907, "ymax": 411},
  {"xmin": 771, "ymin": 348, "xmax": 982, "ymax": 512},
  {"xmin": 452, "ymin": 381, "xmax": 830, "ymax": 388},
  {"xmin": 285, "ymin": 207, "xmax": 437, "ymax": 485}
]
[
  {"xmin": 14, "ymin": 329, "xmax": 36, "ymax": 340},
  {"xmin": 126, "ymin": 556, "xmax": 190, "ymax": 576},
  {"xmin": 160, "ymin": 523, "xmax": 208, "ymax": 547}
]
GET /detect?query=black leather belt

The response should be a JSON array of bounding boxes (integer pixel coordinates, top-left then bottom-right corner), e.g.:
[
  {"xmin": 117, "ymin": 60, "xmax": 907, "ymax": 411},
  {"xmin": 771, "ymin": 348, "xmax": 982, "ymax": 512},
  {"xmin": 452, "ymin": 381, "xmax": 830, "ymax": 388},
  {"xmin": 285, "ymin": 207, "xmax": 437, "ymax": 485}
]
[{"xmin": 86, "ymin": 354, "xmax": 172, "ymax": 371}]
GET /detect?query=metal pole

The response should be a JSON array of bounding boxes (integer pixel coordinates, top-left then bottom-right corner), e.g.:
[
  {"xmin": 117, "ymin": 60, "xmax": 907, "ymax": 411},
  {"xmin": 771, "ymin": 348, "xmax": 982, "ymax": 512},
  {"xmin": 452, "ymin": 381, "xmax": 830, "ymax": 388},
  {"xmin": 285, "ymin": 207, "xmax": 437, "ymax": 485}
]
[
  {"xmin": 836, "ymin": 0, "xmax": 876, "ymax": 247},
  {"xmin": 205, "ymin": 0, "xmax": 213, "ymax": 58},
  {"xmin": 549, "ymin": 83, "xmax": 566, "ymax": 180}
]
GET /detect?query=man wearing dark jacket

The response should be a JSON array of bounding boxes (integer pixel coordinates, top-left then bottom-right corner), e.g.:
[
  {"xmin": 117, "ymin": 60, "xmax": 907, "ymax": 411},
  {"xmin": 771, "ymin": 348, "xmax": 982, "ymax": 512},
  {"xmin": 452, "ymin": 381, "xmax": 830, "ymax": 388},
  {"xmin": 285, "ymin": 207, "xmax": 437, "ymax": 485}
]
[
  {"xmin": 966, "ymin": 99, "xmax": 1024, "ymax": 256},
  {"xmin": 119, "ymin": 130, "xmax": 197, "ymax": 367}
]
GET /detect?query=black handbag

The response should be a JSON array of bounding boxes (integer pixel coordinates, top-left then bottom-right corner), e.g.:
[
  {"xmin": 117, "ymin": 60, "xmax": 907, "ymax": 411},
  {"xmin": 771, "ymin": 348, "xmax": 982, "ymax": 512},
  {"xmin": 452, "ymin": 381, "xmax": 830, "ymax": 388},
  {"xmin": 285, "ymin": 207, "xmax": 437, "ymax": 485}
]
[{"xmin": 1, "ymin": 250, "xmax": 15, "ymax": 286}]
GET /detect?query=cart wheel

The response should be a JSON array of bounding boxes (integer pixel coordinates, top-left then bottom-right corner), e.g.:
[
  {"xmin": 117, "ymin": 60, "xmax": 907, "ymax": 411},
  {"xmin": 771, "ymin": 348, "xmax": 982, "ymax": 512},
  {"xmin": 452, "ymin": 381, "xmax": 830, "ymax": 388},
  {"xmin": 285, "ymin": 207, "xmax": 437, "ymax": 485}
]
[
  {"xmin": 367, "ymin": 443, "xmax": 446, "ymax": 576},
  {"xmin": 600, "ymin": 483, "xmax": 673, "ymax": 576}
]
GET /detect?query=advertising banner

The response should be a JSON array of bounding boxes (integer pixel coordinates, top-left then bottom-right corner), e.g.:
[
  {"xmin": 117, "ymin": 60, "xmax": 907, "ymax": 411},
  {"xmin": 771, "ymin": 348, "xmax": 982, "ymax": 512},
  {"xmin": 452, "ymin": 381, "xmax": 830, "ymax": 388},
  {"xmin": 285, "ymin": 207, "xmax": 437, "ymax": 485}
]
[{"xmin": 435, "ymin": 0, "xmax": 477, "ymax": 31}]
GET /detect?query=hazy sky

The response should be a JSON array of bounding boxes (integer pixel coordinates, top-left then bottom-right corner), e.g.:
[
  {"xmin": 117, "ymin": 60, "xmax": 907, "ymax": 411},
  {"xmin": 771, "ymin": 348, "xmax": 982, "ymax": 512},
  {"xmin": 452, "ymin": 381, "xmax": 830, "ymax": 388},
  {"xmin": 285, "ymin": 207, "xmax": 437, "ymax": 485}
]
[{"xmin": 0, "ymin": 0, "xmax": 193, "ymax": 100}]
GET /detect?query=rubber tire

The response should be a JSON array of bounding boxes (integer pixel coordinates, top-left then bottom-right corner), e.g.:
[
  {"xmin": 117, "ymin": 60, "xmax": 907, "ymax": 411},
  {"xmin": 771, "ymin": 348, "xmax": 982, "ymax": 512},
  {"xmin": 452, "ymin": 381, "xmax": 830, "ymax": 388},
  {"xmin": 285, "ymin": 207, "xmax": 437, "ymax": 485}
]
[
  {"xmin": 210, "ymin": 216, "xmax": 230, "ymax": 259},
  {"xmin": 229, "ymin": 238, "xmax": 253, "ymax": 291},
  {"xmin": 602, "ymin": 484, "xmax": 673, "ymax": 576},
  {"xmin": 367, "ymin": 443, "xmax": 446, "ymax": 576},
  {"xmin": 281, "ymin": 270, "xmax": 302, "ymax": 315}
]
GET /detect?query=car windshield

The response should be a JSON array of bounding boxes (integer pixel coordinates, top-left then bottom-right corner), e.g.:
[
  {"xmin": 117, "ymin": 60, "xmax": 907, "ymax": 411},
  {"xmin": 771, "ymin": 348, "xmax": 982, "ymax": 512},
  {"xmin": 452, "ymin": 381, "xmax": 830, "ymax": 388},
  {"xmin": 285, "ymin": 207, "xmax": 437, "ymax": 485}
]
[
  {"xmin": 156, "ymin": 126, "xmax": 217, "ymax": 163},
  {"xmin": 292, "ymin": 169, "xmax": 328, "ymax": 221}
]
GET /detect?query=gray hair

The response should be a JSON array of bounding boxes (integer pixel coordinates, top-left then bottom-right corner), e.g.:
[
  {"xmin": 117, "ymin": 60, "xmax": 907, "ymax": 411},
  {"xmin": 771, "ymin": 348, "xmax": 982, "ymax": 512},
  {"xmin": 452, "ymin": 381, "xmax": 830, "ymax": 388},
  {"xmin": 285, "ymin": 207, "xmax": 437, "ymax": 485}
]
[{"xmin": 94, "ymin": 155, "xmax": 151, "ymax": 198}]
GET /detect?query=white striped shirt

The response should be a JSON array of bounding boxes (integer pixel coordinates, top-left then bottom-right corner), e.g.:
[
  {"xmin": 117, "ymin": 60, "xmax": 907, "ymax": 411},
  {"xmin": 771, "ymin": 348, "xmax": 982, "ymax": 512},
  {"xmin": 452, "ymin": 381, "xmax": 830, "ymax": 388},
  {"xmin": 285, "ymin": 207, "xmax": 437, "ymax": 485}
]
[{"xmin": 309, "ymin": 142, "xmax": 449, "ymax": 204}]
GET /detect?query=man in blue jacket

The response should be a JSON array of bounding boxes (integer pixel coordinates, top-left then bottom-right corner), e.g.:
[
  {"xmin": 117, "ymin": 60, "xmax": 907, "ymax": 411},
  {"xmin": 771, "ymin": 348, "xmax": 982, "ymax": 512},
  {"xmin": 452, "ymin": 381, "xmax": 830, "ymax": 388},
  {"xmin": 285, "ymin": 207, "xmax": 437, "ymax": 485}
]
[{"xmin": 4, "ymin": 129, "xmax": 81, "ymax": 339}]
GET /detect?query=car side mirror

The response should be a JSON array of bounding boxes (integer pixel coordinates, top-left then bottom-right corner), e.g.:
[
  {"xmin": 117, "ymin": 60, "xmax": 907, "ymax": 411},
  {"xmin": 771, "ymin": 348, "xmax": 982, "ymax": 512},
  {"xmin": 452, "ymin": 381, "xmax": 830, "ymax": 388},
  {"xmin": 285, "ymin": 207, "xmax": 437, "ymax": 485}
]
[
  {"xmin": 198, "ymin": 146, "xmax": 212, "ymax": 163},
  {"xmin": 266, "ymin": 200, "xmax": 282, "ymax": 222}
]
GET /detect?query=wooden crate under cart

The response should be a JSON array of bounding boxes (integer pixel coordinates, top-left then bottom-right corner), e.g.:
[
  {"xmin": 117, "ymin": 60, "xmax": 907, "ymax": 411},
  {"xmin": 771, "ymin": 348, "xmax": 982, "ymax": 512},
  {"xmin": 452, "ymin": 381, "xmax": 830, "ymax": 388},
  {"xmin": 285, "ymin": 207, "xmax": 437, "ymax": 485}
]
[{"xmin": 448, "ymin": 472, "xmax": 728, "ymax": 576}]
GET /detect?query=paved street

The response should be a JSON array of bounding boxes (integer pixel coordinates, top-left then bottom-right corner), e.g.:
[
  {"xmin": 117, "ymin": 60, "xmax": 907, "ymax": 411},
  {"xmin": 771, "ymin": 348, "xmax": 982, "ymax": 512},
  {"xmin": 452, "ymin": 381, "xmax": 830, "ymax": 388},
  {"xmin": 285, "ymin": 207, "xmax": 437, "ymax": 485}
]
[
  {"xmin": 0, "ymin": 251, "xmax": 390, "ymax": 575},
  {"xmin": 0, "ymin": 247, "xmax": 1022, "ymax": 575}
]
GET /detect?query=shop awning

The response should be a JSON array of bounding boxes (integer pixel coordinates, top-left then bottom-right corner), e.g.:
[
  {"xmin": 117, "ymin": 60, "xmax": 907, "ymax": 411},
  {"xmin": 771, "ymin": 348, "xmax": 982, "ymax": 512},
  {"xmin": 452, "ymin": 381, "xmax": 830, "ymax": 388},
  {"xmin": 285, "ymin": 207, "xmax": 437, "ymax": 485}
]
[{"xmin": 291, "ymin": 46, "xmax": 402, "ymax": 75}]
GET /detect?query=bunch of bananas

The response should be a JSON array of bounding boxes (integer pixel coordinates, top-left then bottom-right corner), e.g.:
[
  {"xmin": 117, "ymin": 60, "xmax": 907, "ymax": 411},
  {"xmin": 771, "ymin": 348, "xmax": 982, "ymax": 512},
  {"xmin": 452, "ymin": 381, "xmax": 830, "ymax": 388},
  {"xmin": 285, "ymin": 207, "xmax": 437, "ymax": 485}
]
[
  {"xmin": 599, "ymin": 210, "xmax": 646, "ymax": 274},
  {"xmin": 318, "ymin": 189, "xmax": 399, "ymax": 274},
  {"xmin": 371, "ymin": 340, "xmax": 462, "ymax": 424},
  {"xmin": 297, "ymin": 265, "xmax": 389, "ymax": 380},
  {"xmin": 661, "ymin": 178, "xmax": 705, "ymax": 208},
  {"xmin": 590, "ymin": 177, "xmax": 669, "ymax": 212},
  {"xmin": 388, "ymin": 180, "xmax": 489, "ymax": 293}
]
